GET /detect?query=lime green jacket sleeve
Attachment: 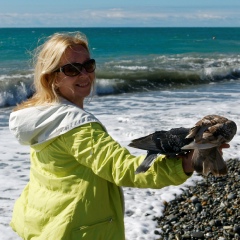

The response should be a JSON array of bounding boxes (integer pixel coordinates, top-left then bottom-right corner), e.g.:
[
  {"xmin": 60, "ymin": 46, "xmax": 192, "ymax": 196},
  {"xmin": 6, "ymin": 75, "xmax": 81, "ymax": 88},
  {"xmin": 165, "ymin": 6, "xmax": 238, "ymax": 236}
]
[{"xmin": 63, "ymin": 122, "xmax": 190, "ymax": 189}]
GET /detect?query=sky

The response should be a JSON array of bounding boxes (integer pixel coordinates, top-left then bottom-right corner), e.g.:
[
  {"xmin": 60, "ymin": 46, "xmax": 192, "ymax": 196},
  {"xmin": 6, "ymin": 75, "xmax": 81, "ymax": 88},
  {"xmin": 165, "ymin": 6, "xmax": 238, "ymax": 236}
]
[{"xmin": 0, "ymin": 0, "xmax": 240, "ymax": 28}]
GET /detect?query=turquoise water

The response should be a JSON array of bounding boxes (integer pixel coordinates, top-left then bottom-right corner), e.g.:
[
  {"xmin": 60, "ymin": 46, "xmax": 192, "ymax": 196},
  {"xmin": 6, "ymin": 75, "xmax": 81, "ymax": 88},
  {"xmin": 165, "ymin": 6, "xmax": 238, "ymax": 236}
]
[
  {"xmin": 1, "ymin": 27, "xmax": 240, "ymax": 60},
  {"xmin": 1, "ymin": 28, "xmax": 240, "ymax": 240},
  {"xmin": 0, "ymin": 27, "xmax": 240, "ymax": 107}
]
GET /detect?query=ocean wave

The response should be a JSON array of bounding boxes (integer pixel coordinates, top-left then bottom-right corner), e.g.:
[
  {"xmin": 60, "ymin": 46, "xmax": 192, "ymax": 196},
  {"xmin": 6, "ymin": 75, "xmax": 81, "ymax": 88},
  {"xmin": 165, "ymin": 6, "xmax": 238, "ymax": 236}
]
[
  {"xmin": 0, "ymin": 74, "xmax": 33, "ymax": 107},
  {"xmin": 94, "ymin": 54, "xmax": 240, "ymax": 94},
  {"xmin": 1, "ymin": 54, "xmax": 240, "ymax": 108}
]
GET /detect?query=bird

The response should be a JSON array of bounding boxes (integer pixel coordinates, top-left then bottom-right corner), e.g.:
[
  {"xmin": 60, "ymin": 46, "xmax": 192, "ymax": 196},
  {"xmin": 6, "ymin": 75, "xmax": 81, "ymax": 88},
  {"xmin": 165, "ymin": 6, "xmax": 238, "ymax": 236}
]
[
  {"xmin": 182, "ymin": 115, "xmax": 237, "ymax": 176},
  {"xmin": 129, "ymin": 115, "xmax": 237, "ymax": 176},
  {"xmin": 129, "ymin": 127, "xmax": 194, "ymax": 174}
]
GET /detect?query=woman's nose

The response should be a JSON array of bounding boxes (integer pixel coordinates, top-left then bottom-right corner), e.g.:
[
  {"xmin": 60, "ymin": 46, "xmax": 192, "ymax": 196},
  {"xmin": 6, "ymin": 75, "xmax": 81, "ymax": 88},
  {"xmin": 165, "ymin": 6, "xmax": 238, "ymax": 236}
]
[{"xmin": 78, "ymin": 68, "xmax": 88, "ymax": 76}]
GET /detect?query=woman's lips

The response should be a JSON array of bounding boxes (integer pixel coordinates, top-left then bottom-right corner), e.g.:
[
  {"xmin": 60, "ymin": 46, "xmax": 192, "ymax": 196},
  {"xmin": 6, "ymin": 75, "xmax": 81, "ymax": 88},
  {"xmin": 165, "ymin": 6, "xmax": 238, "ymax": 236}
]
[{"xmin": 76, "ymin": 82, "xmax": 89, "ymax": 87}]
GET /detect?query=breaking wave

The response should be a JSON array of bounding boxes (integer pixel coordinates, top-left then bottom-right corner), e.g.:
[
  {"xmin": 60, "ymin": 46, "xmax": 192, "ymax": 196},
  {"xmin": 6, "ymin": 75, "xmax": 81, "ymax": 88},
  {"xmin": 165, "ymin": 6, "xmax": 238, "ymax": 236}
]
[{"xmin": 1, "ymin": 53, "xmax": 240, "ymax": 107}]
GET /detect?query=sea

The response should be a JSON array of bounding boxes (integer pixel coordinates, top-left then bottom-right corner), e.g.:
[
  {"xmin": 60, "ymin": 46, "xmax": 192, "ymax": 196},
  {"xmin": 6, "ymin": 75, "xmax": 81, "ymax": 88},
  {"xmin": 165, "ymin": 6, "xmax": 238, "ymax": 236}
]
[{"xmin": 0, "ymin": 27, "xmax": 240, "ymax": 239}]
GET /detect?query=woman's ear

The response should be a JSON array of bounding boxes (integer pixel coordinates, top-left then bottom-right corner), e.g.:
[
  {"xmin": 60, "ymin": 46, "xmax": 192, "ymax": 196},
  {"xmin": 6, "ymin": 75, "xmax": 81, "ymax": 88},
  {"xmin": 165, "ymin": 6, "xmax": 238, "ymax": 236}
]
[
  {"xmin": 54, "ymin": 82, "xmax": 59, "ymax": 88},
  {"xmin": 52, "ymin": 74, "xmax": 60, "ymax": 89}
]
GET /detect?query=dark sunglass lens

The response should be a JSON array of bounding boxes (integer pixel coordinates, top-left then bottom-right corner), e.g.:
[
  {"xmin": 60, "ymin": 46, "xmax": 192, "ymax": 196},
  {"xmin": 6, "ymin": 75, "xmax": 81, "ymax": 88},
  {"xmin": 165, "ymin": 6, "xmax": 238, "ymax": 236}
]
[
  {"xmin": 59, "ymin": 60, "xmax": 95, "ymax": 76},
  {"xmin": 63, "ymin": 64, "xmax": 81, "ymax": 76},
  {"xmin": 84, "ymin": 59, "xmax": 96, "ymax": 73}
]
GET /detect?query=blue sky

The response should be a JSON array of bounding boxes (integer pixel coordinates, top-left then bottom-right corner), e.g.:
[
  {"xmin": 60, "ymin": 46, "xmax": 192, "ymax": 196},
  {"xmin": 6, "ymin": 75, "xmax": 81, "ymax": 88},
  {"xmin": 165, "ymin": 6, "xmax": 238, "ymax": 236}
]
[{"xmin": 0, "ymin": 0, "xmax": 240, "ymax": 27}]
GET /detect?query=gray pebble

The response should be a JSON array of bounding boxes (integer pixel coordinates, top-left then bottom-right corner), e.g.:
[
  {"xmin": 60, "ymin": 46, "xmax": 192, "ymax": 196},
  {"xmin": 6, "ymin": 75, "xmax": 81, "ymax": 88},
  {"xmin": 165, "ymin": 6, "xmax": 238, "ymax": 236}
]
[{"xmin": 155, "ymin": 159, "xmax": 240, "ymax": 239}]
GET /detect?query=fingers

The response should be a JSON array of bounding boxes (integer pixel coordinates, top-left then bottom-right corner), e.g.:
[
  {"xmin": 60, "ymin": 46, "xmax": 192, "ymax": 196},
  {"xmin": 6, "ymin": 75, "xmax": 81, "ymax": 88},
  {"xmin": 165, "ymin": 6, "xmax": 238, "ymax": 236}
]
[
  {"xmin": 218, "ymin": 143, "xmax": 230, "ymax": 155},
  {"xmin": 180, "ymin": 150, "xmax": 194, "ymax": 174},
  {"xmin": 220, "ymin": 143, "xmax": 230, "ymax": 149}
]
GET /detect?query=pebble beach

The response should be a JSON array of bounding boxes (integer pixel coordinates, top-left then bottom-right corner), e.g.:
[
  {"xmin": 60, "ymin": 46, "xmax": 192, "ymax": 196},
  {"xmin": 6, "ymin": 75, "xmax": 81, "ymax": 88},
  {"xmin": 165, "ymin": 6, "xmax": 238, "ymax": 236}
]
[{"xmin": 156, "ymin": 158, "xmax": 240, "ymax": 239}]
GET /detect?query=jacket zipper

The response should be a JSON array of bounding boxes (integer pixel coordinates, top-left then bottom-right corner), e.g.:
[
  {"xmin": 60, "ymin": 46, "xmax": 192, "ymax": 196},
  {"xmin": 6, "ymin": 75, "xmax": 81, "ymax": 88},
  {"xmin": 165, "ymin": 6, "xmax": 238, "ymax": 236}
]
[{"xmin": 78, "ymin": 217, "xmax": 113, "ymax": 231}]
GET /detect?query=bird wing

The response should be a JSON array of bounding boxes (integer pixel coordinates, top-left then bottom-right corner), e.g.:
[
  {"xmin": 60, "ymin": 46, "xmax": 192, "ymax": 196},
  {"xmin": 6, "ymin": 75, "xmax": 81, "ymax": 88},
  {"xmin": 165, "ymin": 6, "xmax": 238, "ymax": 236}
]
[
  {"xmin": 129, "ymin": 127, "xmax": 193, "ymax": 155},
  {"xmin": 153, "ymin": 127, "xmax": 193, "ymax": 154},
  {"xmin": 128, "ymin": 132, "xmax": 163, "ymax": 152},
  {"xmin": 130, "ymin": 127, "xmax": 193, "ymax": 174}
]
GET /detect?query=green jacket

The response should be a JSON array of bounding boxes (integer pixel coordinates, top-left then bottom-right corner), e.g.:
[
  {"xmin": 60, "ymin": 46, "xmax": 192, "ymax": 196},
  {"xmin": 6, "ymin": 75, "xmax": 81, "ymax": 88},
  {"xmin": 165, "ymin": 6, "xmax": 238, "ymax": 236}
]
[{"xmin": 9, "ymin": 100, "xmax": 190, "ymax": 240}]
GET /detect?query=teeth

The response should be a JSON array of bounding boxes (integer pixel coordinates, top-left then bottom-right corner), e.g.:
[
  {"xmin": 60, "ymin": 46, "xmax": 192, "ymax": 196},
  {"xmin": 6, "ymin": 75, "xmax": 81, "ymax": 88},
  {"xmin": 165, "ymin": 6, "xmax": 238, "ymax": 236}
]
[{"xmin": 77, "ymin": 82, "xmax": 88, "ymax": 87}]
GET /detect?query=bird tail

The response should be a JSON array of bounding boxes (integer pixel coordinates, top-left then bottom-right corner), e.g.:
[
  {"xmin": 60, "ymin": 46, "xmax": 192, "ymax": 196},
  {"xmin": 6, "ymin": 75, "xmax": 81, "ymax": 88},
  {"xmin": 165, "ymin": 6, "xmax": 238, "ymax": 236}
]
[
  {"xmin": 135, "ymin": 151, "xmax": 158, "ymax": 174},
  {"xmin": 191, "ymin": 148, "xmax": 227, "ymax": 176},
  {"xmin": 202, "ymin": 148, "xmax": 227, "ymax": 176},
  {"xmin": 191, "ymin": 149, "xmax": 204, "ymax": 173}
]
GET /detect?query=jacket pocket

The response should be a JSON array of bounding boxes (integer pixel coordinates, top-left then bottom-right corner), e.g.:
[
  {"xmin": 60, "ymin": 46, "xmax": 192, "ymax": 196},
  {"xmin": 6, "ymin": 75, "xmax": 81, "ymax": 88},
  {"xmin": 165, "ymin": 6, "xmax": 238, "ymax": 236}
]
[{"xmin": 71, "ymin": 217, "xmax": 115, "ymax": 240}]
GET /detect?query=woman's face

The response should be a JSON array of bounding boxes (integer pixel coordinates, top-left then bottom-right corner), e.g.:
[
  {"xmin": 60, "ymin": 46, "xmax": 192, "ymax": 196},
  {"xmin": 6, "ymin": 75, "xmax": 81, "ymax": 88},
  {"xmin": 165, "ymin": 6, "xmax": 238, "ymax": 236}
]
[{"xmin": 55, "ymin": 45, "xmax": 95, "ymax": 108}]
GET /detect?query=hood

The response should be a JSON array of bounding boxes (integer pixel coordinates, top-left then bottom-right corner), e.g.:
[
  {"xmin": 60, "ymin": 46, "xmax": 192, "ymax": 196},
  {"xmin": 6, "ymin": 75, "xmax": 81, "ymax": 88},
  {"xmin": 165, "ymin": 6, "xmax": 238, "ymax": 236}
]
[{"xmin": 9, "ymin": 99, "xmax": 101, "ymax": 149}]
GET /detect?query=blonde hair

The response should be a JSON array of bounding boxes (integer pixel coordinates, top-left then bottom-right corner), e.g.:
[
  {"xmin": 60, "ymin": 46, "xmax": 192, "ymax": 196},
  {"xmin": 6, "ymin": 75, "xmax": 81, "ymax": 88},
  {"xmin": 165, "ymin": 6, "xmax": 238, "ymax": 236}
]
[{"xmin": 14, "ymin": 32, "xmax": 92, "ymax": 111}]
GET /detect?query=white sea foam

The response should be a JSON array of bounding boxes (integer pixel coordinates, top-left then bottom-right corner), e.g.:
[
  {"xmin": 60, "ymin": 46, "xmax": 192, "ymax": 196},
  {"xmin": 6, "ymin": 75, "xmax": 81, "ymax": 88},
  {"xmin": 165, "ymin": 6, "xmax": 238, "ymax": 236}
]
[
  {"xmin": 114, "ymin": 65, "xmax": 148, "ymax": 70},
  {"xmin": 1, "ymin": 81, "xmax": 240, "ymax": 239},
  {"xmin": 0, "ymin": 73, "xmax": 33, "ymax": 81}
]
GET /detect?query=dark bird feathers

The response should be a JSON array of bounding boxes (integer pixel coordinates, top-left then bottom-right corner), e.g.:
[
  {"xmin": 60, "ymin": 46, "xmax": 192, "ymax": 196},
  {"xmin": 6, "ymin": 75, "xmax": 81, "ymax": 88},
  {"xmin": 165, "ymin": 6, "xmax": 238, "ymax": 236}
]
[
  {"xmin": 129, "ymin": 115, "xmax": 237, "ymax": 176},
  {"xmin": 129, "ymin": 127, "xmax": 193, "ymax": 174}
]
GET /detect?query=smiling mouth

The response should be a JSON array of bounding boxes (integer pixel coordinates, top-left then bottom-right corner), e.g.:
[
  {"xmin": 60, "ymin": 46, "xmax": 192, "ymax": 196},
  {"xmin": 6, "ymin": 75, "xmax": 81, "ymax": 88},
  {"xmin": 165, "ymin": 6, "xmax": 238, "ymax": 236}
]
[{"xmin": 76, "ymin": 82, "xmax": 90, "ymax": 87}]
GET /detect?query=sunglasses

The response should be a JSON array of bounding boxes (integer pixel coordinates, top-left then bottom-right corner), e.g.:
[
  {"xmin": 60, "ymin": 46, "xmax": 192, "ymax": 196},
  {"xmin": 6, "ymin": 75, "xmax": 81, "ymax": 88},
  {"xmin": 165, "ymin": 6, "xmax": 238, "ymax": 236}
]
[{"xmin": 55, "ymin": 59, "xmax": 96, "ymax": 77}]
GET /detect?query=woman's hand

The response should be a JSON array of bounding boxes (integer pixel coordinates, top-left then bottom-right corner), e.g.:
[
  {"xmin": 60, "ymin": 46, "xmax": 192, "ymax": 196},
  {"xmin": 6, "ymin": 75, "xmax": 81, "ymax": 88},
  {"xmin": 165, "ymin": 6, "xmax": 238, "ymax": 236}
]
[{"xmin": 180, "ymin": 143, "xmax": 230, "ymax": 175}]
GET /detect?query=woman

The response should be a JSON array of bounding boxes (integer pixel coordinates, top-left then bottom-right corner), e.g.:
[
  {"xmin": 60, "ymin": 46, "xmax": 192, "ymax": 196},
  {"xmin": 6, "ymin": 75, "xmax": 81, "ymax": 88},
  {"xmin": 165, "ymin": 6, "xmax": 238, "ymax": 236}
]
[{"xmin": 9, "ymin": 32, "xmax": 209, "ymax": 239}]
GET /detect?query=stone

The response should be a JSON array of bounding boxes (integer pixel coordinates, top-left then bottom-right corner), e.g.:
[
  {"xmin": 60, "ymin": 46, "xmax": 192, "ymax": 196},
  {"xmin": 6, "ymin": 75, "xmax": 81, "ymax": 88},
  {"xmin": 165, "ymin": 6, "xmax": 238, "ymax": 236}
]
[{"xmin": 191, "ymin": 231, "xmax": 204, "ymax": 238}]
